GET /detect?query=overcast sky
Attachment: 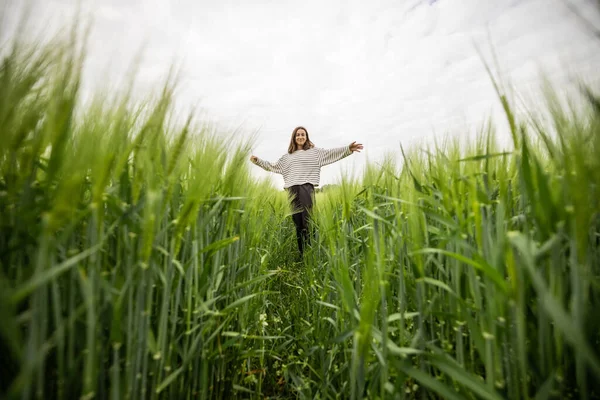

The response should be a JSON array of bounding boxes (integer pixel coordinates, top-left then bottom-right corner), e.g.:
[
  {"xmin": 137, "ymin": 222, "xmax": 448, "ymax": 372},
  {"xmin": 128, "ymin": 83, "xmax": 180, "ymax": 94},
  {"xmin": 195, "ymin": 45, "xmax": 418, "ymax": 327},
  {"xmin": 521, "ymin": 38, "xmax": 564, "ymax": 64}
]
[{"xmin": 3, "ymin": 0, "xmax": 600, "ymax": 188}]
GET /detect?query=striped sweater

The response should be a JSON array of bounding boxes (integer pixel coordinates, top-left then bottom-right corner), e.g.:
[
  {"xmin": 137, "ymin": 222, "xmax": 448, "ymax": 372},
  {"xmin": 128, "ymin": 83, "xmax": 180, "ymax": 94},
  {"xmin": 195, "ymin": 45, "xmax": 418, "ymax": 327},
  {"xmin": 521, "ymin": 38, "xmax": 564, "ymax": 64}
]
[{"xmin": 254, "ymin": 146, "xmax": 352, "ymax": 189}]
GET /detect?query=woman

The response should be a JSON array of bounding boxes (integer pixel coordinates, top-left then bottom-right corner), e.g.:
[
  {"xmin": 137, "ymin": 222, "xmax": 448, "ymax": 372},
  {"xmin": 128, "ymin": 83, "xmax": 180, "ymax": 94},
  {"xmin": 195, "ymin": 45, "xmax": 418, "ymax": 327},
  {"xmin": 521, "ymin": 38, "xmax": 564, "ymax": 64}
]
[{"xmin": 250, "ymin": 126, "xmax": 363, "ymax": 255}]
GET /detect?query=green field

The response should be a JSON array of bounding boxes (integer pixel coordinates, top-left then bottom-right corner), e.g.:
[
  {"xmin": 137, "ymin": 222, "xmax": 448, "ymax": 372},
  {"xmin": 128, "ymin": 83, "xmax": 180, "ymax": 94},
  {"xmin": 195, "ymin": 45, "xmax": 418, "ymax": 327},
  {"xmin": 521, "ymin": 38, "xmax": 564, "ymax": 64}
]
[{"xmin": 1, "ymin": 30, "xmax": 599, "ymax": 400}]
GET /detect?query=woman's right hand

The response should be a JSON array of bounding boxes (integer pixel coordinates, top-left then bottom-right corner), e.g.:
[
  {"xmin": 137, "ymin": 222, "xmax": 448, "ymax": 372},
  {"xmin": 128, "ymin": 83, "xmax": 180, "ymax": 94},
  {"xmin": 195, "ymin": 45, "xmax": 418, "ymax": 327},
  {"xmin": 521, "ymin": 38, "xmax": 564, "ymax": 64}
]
[{"xmin": 250, "ymin": 155, "xmax": 258, "ymax": 163}]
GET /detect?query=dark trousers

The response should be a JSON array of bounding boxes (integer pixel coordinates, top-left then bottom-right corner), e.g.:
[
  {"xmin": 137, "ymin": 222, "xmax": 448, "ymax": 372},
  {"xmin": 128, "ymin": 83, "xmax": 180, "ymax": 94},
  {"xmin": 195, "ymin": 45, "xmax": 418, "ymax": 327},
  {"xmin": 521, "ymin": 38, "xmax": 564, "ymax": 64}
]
[{"xmin": 287, "ymin": 183, "xmax": 314, "ymax": 254}]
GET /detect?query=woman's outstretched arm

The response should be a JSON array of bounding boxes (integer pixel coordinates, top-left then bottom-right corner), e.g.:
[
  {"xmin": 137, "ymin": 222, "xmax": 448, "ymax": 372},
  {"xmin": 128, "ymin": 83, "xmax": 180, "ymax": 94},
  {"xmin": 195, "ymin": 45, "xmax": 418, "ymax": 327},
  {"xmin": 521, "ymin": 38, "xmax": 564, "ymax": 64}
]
[
  {"xmin": 317, "ymin": 141, "xmax": 363, "ymax": 167},
  {"xmin": 250, "ymin": 155, "xmax": 286, "ymax": 174}
]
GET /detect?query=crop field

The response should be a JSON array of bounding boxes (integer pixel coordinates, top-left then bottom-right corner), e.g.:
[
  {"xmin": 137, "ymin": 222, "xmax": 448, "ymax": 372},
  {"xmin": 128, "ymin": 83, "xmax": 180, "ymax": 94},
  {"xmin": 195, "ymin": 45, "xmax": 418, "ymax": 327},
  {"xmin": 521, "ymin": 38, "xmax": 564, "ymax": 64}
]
[{"xmin": 1, "ymin": 32, "xmax": 599, "ymax": 399}]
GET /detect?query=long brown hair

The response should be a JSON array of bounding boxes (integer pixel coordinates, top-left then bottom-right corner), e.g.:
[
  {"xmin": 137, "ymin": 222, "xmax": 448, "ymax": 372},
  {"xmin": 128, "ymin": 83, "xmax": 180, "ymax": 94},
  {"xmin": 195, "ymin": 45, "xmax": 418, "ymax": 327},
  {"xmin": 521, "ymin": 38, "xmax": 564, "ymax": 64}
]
[{"xmin": 287, "ymin": 126, "xmax": 315, "ymax": 154}]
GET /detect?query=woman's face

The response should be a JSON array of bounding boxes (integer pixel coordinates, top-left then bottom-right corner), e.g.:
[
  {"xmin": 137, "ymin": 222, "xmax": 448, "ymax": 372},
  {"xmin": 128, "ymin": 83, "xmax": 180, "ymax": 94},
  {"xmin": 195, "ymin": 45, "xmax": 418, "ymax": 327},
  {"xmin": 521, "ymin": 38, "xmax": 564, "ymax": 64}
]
[{"xmin": 295, "ymin": 129, "xmax": 307, "ymax": 147}]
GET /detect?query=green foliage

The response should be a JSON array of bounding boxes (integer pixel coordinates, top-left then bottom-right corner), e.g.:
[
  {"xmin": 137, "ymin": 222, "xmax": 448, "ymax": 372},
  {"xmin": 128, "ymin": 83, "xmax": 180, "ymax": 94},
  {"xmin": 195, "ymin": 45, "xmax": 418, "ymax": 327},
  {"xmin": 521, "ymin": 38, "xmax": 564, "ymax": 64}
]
[{"xmin": 1, "ymin": 28, "xmax": 600, "ymax": 400}]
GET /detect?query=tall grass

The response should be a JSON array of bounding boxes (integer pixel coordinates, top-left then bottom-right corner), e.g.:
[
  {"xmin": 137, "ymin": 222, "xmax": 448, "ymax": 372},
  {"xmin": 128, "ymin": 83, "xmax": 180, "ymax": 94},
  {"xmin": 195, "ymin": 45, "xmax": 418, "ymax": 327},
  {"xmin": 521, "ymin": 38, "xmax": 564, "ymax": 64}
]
[{"xmin": 1, "ymin": 27, "xmax": 599, "ymax": 400}]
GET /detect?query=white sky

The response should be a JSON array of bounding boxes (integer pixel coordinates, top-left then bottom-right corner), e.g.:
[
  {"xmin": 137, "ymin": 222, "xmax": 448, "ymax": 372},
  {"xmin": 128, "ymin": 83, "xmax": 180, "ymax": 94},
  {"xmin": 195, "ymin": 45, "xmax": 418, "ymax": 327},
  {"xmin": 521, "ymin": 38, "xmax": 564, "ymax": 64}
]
[{"xmin": 3, "ymin": 0, "xmax": 600, "ymax": 188}]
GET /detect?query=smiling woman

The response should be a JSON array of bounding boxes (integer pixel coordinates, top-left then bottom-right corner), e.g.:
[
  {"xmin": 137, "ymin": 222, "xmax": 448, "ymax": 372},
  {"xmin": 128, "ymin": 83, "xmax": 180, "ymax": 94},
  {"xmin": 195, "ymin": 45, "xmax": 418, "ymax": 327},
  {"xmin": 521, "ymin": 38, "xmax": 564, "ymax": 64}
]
[{"xmin": 250, "ymin": 126, "xmax": 363, "ymax": 255}]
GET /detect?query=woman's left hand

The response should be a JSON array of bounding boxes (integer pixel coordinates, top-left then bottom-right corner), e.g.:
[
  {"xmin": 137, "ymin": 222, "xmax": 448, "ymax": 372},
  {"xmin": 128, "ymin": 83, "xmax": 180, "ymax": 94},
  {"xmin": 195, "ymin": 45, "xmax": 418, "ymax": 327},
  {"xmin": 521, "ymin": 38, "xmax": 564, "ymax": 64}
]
[{"xmin": 349, "ymin": 141, "xmax": 364, "ymax": 153}]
